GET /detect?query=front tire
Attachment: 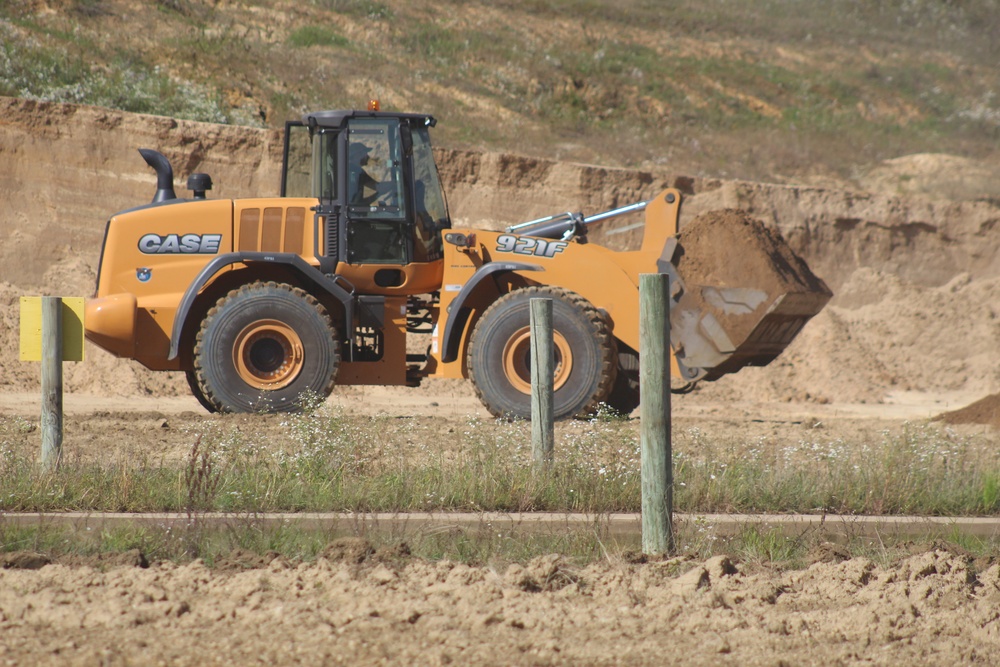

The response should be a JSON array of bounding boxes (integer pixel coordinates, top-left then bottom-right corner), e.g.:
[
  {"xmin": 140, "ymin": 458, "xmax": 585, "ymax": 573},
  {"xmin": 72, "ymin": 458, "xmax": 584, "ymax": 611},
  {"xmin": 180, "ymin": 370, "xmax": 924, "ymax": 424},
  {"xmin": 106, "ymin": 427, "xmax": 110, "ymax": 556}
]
[
  {"xmin": 605, "ymin": 341, "xmax": 640, "ymax": 416},
  {"xmin": 468, "ymin": 286, "xmax": 617, "ymax": 420},
  {"xmin": 191, "ymin": 282, "xmax": 340, "ymax": 413}
]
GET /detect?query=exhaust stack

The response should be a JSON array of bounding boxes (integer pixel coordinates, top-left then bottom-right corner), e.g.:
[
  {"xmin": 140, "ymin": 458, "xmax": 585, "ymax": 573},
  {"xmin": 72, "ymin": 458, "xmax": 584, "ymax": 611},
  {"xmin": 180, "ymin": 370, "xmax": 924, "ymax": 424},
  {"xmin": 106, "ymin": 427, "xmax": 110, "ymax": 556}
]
[{"xmin": 138, "ymin": 148, "xmax": 177, "ymax": 203}]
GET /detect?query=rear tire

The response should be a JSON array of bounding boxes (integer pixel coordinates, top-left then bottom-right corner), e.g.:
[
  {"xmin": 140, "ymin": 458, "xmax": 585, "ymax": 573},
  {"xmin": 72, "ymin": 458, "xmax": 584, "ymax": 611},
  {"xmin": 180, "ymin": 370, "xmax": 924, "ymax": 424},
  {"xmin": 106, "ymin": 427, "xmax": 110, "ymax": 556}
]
[
  {"xmin": 468, "ymin": 286, "xmax": 617, "ymax": 420},
  {"xmin": 185, "ymin": 369, "xmax": 219, "ymax": 414},
  {"xmin": 192, "ymin": 282, "xmax": 340, "ymax": 413}
]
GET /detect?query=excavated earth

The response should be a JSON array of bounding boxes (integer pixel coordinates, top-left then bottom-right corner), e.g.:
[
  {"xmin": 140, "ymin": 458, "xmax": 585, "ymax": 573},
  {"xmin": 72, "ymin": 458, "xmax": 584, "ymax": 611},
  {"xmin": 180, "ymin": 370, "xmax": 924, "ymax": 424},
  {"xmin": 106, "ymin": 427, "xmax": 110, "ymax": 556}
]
[
  {"xmin": 3, "ymin": 97, "xmax": 1000, "ymax": 664},
  {"xmin": 2, "ymin": 546, "xmax": 1000, "ymax": 666}
]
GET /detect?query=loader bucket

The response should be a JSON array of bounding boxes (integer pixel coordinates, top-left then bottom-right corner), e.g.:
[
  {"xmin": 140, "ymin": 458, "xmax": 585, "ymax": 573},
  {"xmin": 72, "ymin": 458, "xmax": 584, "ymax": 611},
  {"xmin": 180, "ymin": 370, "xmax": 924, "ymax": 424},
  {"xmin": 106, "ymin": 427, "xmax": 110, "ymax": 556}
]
[{"xmin": 666, "ymin": 209, "xmax": 832, "ymax": 382}]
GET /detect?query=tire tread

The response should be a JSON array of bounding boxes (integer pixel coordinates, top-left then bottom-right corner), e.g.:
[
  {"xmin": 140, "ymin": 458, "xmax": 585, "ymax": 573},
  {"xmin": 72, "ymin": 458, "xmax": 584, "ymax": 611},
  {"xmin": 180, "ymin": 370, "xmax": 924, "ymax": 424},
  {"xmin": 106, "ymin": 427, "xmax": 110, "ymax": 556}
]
[
  {"xmin": 468, "ymin": 285, "xmax": 617, "ymax": 419},
  {"xmin": 190, "ymin": 281, "xmax": 339, "ymax": 413}
]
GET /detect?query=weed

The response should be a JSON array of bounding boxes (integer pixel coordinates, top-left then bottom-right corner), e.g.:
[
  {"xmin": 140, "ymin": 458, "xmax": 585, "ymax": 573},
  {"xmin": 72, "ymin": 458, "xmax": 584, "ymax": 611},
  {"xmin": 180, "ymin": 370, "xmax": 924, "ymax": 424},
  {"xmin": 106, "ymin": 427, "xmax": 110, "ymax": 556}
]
[
  {"xmin": 184, "ymin": 435, "xmax": 222, "ymax": 516},
  {"xmin": 288, "ymin": 25, "xmax": 350, "ymax": 49},
  {"xmin": 735, "ymin": 525, "xmax": 804, "ymax": 565},
  {"xmin": 981, "ymin": 474, "xmax": 1000, "ymax": 513},
  {"xmin": 313, "ymin": 0, "xmax": 393, "ymax": 20}
]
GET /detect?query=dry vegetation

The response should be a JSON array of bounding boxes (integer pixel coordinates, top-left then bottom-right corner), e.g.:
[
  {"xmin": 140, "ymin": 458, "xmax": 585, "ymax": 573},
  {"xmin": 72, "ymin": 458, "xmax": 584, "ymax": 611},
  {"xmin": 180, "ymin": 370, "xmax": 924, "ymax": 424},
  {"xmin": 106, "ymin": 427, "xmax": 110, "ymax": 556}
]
[
  {"xmin": 1, "ymin": 0, "xmax": 999, "ymax": 184},
  {"xmin": 2, "ymin": 403, "xmax": 999, "ymax": 540}
]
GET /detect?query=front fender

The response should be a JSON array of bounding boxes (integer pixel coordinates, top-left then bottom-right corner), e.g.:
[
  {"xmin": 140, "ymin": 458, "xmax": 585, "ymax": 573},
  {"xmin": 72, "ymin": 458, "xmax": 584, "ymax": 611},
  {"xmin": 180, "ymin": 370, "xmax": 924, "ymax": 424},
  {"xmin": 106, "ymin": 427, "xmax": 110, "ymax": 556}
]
[
  {"xmin": 84, "ymin": 293, "xmax": 138, "ymax": 358},
  {"xmin": 439, "ymin": 261, "xmax": 543, "ymax": 363}
]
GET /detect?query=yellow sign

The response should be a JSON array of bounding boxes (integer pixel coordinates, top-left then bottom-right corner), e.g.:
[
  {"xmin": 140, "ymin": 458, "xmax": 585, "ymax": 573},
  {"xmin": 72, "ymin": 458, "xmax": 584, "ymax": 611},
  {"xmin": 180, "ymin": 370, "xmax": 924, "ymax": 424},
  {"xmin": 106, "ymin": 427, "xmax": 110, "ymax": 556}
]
[{"xmin": 19, "ymin": 297, "xmax": 86, "ymax": 362}]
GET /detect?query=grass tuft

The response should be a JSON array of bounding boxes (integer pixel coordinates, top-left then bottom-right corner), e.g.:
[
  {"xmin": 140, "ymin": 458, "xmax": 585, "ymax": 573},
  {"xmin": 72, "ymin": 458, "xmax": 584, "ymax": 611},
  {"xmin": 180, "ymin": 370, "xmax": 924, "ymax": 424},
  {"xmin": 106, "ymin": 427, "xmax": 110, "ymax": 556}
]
[{"xmin": 288, "ymin": 25, "xmax": 350, "ymax": 49}]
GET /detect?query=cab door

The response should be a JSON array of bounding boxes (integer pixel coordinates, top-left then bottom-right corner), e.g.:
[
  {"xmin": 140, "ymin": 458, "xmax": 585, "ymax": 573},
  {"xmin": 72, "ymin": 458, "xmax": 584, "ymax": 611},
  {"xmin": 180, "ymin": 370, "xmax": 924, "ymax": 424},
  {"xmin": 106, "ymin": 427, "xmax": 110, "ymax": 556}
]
[
  {"xmin": 343, "ymin": 117, "xmax": 410, "ymax": 273},
  {"xmin": 282, "ymin": 120, "xmax": 344, "ymax": 274}
]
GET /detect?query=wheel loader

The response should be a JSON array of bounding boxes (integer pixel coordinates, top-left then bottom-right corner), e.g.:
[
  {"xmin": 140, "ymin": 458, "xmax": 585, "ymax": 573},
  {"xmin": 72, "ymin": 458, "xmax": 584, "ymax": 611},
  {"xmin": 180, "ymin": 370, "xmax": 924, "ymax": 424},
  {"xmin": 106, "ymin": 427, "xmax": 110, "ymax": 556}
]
[{"xmin": 85, "ymin": 105, "xmax": 832, "ymax": 418}]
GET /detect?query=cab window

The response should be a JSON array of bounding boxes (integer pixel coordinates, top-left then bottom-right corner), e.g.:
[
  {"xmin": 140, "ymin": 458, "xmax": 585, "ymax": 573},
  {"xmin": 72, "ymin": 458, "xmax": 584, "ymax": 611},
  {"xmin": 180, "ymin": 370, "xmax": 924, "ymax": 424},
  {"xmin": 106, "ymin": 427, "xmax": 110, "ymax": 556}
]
[
  {"xmin": 346, "ymin": 118, "xmax": 408, "ymax": 264},
  {"xmin": 282, "ymin": 122, "xmax": 313, "ymax": 198},
  {"xmin": 314, "ymin": 130, "xmax": 339, "ymax": 201},
  {"xmin": 410, "ymin": 126, "xmax": 450, "ymax": 262}
]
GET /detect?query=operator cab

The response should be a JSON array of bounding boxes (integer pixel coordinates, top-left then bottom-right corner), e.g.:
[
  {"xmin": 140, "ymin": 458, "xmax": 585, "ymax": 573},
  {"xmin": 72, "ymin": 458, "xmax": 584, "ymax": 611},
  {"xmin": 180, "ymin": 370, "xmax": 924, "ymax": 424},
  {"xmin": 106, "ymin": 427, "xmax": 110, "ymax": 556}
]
[{"xmin": 281, "ymin": 107, "xmax": 451, "ymax": 293}]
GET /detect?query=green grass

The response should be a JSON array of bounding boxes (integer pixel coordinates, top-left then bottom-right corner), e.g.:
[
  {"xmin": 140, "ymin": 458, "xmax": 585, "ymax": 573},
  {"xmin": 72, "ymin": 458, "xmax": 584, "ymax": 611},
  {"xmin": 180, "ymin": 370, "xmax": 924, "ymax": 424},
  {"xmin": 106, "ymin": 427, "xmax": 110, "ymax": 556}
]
[
  {"xmin": 0, "ymin": 514, "xmax": 622, "ymax": 566},
  {"xmin": 3, "ymin": 402, "xmax": 998, "ymax": 567},
  {"xmin": 0, "ymin": 24, "xmax": 235, "ymax": 124},
  {"xmin": 4, "ymin": 511, "xmax": 998, "ymax": 569},
  {"xmin": 313, "ymin": 0, "xmax": 394, "ymax": 20},
  {"xmin": 0, "ymin": 0, "xmax": 996, "ymax": 180},
  {"xmin": 288, "ymin": 25, "xmax": 350, "ymax": 49},
  {"xmin": 2, "ymin": 406, "xmax": 999, "ymax": 517}
]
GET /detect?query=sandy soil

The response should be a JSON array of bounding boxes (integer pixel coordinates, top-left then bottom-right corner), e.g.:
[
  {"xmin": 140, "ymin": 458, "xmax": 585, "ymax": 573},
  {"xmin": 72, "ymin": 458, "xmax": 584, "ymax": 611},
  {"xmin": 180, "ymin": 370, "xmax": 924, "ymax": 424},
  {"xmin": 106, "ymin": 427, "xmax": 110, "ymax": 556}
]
[
  {"xmin": 3, "ymin": 99, "xmax": 1000, "ymax": 664},
  {"xmin": 2, "ymin": 544, "xmax": 999, "ymax": 666}
]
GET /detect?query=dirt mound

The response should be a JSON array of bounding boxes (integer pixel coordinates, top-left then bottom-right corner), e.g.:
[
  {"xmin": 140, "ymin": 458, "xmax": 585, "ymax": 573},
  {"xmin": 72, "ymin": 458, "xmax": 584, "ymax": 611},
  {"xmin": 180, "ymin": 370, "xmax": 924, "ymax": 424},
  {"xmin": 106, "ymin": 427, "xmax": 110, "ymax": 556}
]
[
  {"xmin": 680, "ymin": 208, "xmax": 830, "ymax": 295},
  {"xmin": 937, "ymin": 393, "xmax": 1000, "ymax": 428},
  {"xmin": 0, "ymin": 551, "xmax": 51, "ymax": 570},
  {"xmin": 699, "ymin": 267, "xmax": 1000, "ymax": 404}
]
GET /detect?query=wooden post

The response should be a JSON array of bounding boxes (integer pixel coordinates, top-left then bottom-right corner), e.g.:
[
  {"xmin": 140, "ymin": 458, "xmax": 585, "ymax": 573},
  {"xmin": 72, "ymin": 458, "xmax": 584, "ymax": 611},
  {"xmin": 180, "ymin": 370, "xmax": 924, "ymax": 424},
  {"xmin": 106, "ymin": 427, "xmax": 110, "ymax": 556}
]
[
  {"xmin": 639, "ymin": 273, "xmax": 674, "ymax": 554},
  {"xmin": 530, "ymin": 297, "xmax": 554, "ymax": 465},
  {"xmin": 41, "ymin": 296, "xmax": 63, "ymax": 471}
]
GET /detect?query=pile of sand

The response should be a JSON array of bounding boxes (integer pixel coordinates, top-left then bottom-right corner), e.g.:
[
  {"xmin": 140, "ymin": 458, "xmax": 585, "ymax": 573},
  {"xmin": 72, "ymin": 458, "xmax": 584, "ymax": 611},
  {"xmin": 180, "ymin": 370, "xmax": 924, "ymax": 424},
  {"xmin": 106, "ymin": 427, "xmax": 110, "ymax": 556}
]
[
  {"xmin": 939, "ymin": 393, "xmax": 1000, "ymax": 428},
  {"xmin": 700, "ymin": 267, "xmax": 1000, "ymax": 404}
]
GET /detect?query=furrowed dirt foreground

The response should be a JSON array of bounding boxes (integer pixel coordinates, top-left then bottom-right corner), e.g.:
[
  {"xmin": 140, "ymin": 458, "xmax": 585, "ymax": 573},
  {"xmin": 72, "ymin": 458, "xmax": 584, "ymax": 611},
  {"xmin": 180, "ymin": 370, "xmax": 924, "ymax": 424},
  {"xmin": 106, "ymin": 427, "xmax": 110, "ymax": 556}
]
[{"xmin": 1, "ymin": 546, "xmax": 998, "ymax": 666}]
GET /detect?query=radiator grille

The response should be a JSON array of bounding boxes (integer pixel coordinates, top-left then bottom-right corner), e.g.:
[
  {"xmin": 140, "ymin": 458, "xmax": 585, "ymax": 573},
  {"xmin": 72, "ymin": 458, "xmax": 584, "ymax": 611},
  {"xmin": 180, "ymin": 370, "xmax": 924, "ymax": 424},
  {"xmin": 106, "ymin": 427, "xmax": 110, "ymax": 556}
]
[{"xmin": 237, "ymin": 206, "xmax": 307, "ymax": 254}]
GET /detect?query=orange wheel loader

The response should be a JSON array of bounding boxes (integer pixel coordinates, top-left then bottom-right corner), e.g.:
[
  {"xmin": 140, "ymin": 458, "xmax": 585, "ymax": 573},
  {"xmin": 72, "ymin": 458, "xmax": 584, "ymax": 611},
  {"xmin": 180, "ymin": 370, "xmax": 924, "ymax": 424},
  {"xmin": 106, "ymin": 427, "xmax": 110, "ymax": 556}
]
[{"xmin": 85, "ymin": 106, "xmax": 831, "ymax": 418}]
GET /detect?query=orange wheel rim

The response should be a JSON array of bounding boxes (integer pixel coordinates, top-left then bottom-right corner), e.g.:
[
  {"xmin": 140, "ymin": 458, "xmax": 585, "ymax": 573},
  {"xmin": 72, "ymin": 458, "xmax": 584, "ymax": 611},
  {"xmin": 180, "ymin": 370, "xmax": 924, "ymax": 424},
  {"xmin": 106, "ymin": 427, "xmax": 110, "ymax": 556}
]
[
  {"xmin": 501, "ymin": 326, "xmax": 572, "ymax": 395},
  {"xmin": 232, "ymin": 320, "xmax": 304, "ymax": 390}
]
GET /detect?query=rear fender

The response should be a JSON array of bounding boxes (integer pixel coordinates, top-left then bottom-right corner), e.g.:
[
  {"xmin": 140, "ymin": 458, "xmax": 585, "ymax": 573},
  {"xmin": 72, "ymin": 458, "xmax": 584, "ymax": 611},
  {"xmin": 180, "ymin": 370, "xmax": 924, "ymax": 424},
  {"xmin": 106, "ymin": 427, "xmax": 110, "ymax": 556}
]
[{"xmin": 168, "ymin": 252, "xmax": 354, "ymax": 360}]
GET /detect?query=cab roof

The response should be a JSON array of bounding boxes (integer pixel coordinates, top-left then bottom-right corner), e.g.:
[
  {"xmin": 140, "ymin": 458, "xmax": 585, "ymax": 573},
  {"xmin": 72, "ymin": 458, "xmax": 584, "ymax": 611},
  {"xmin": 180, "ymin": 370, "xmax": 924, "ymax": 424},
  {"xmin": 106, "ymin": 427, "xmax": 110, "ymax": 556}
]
[{"xmin": 301, "ymin": 110, "xmax": 436, "ymax": 129}]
